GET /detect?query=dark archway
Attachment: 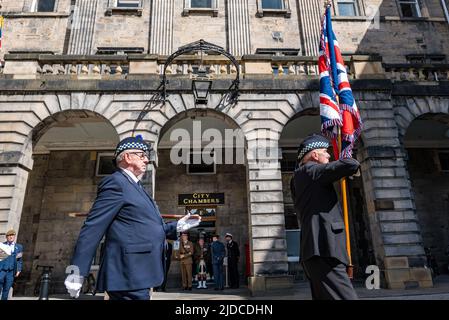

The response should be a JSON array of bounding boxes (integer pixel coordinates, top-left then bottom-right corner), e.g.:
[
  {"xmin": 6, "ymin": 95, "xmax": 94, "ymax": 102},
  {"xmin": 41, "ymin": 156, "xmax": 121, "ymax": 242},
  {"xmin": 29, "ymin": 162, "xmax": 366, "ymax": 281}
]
[
  {"xmin": 155, "ymin": 108, "xmax": 249, "ymax": 289},
  {"xmin": 404, "ymin": 113, "xmax": 449, "ymax": 274},
  {"xmin": 16, "ymin": 110, "xmax": 119, "ymax": 296},
  {"xmin": 279, "ymin": 108, "xmax": 374, "ymax": 279}
]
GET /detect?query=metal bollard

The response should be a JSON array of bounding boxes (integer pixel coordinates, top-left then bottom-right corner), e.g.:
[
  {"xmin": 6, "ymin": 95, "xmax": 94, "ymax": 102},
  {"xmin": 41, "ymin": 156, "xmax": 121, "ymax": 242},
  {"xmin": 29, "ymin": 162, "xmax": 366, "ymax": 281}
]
[{"xmin": 37, "ymin": 265, "xmax": 53, "ymax": 300}]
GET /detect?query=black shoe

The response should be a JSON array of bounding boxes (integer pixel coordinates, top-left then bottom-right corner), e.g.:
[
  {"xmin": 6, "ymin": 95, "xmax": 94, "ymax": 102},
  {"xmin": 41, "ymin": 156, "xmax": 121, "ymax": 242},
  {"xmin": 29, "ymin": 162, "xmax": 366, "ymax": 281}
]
[
  {"xmin": 214, "ymin": 288, "xmax": 219, "ymax": 291},
  {"xmin": 188, "ymin": 287, "xmax": 192, "ymax": 291}
]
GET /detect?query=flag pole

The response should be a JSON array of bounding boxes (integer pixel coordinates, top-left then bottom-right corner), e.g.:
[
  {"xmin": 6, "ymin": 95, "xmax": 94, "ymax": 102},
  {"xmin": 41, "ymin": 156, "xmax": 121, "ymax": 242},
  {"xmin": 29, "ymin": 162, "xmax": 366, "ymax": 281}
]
[
  {"xmin": 324, "ymin": 0, "xmax": 354, "ymax": 279},
  {"xmin": 336, "ymin": 103, "xmax": 354, "ymax": 279}
]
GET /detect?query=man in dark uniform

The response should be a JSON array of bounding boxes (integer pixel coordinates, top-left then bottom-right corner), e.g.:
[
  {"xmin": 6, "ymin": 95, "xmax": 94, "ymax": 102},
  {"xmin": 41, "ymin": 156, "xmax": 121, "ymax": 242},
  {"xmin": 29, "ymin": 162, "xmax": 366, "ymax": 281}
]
[
  {"xmin": 225, "ymin": 233, "xmax": 240, "ymax": 289},
  {"xmin": 290, "ymin": 134, "xmax": 360, "ymax": 300},
  {"xmin": 211, "ymin": 234, "xmax": 225, "ymax": 290},
  {"xmin": 64, "ymin": 136, "xmax": 200, "ymax": 300}
]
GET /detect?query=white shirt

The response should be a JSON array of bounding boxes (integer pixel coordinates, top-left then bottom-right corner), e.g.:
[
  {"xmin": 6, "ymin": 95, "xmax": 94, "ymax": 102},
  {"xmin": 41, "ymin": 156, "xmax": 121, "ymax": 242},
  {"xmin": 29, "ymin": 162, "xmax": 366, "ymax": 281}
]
[{"xmin": 121, "ymin": 168, "xmax": 140, "ymax": 184}]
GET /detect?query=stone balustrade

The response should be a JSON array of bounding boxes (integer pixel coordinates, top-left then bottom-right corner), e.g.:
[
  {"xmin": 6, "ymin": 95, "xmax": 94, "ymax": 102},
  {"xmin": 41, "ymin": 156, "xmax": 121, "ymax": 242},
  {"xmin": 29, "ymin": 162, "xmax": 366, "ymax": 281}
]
[
  {"xmin": 1, "ymin": 53, "xmax": 387, "ymax": 80},
  {"xmin": 384, "ymin": 63, "xmax": 449, "ymax": 82}
]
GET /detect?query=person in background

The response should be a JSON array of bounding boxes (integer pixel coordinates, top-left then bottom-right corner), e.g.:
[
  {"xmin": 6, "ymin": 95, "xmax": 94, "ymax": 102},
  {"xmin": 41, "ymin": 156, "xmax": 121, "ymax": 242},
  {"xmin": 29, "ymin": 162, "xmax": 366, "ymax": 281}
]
[
  {"xmin": 225, "ymin": 233, "xmax": 240, "ymax": 289},
  {"xmin": 211, "ymin": 234, "xmax": 225, "ymax": 291},
  {"xmin": 194, "ymin": 237, "xmax": 210, "ymax": 289},
  {"xmin": 179, "ymin": 232, "xmax": 194, "ymax": 291},
  {"xmin": 0, "ymin": 229, "xmax": 23, "ymax": 300}
]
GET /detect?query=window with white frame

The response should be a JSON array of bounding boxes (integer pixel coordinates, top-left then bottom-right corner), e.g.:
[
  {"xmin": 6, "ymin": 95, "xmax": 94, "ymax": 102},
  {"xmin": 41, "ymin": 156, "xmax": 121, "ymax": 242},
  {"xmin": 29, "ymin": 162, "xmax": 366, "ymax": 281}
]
[
  {"xmin": 398, "ymin": 0, "xmax": 421, "ymax": 18},
  {"xmin": 257, "ymin": 0, "xmax": 291, "ymax": 17},
  {"xmin": 31, "ymin": 0, "xmax": 56, "ymax": 12},
  {"xmin": 116, "ymin": 0, "xmax": 141, "ymax": 8},
  {"xmin": 106, "ymin": 0, "xmax": 143, "ymax": 16},
  {"xmin": 336, "ymin": 0, "xmax": 359, "ymax": 16},
  {"xmin": 183, "ymin": 0, "xmax": 218, "ymax": 16}
]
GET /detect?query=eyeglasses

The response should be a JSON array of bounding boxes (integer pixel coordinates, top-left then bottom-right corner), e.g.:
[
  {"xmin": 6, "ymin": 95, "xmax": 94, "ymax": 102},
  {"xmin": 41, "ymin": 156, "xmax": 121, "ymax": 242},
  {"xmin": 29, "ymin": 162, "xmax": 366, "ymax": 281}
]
[{"xmin": 127, "ymin": 152, "xmax": 149, "ymax": 160}]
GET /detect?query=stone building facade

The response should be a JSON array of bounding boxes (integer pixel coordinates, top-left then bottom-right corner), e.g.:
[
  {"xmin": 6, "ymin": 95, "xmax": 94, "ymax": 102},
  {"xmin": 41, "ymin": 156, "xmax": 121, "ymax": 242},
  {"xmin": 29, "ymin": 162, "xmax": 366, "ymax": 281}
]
[{"xmin": 0, "ymin": 0, "xmax": 448, "ymax": 295}]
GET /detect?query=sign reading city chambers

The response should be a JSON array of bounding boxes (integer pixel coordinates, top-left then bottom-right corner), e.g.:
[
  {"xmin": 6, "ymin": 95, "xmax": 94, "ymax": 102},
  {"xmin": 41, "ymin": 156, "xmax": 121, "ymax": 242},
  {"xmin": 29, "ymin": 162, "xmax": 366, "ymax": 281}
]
[{"xmin": 178, "ymin": 193, "xmax": 225, "ymax": 206}]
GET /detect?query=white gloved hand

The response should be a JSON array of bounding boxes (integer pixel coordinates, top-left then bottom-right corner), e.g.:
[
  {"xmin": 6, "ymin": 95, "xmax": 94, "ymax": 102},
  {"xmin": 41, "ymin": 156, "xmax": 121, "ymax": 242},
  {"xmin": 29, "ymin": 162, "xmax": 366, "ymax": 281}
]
[
  {"xmin": 176, "ymin": 214, "xmax": 201, "ymax": 233},
  {"xmin": 64, "ymin": 274, "xmax": 84, "ymax": 299}
]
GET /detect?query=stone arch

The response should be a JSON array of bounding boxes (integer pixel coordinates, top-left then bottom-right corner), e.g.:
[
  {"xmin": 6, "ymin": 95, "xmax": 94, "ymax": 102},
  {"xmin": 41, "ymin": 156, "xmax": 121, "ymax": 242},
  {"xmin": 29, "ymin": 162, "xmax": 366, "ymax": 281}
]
[
  {"xmin": 5, "ymin": 100, "xmax": 122, "ymax": 294},
  {"xmin": 31, "ymin": 109, "xmax": 119, "ymax": 149},
  {"xmin": 157, "ymin": 107, "xmax": 242, "ymax": 148},
  {"xmin": 0, "ymin": 93, "xmax": 123, "ymax": 236},
  {"xmin": 154, "ymin": 104, "xmax": 250, "ymax": 288},
  {"xmin": 394, "ymin": 96, "xmax": 449, "ymax": 140},
  {"xmin": 401, "ymin": 111, "xmax": 449, "ymax": 273},
  {"xmin": 126, "ymin": 91, "xmax": 319, "ymax": 148}
]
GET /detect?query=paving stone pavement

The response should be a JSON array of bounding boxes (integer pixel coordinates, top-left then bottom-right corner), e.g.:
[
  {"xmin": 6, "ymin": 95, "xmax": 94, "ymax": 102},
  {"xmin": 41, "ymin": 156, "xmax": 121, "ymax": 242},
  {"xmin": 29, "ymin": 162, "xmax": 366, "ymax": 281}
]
[{"xmin": 10, "ymin": 275, "xmax": 449, "ymax": 300}]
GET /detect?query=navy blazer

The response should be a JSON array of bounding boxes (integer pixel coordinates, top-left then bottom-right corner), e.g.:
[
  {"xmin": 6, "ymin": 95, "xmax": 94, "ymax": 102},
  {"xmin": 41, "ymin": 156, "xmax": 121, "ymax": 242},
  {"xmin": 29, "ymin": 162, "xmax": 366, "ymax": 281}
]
[
  {"xmin": 71, "ymin": 170, "xmax": 177, "ymax": 292},
  {"xmin": 211, "ymin": 241, "xmax": 225, "ymax": 264}
]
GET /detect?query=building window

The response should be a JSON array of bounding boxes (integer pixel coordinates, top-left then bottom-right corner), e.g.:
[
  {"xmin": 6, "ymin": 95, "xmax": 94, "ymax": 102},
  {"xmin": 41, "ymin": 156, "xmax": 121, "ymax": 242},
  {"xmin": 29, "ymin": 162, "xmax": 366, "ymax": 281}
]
[
  {"xmin": 186, "ymin": 151, "xmax": 216, "ymax": 175},
  {"xmin": 257, "ymin": 0, "xmax": 291, "ymax": 18},
  {"xmin": 286, "ymin": 229, "xmax": 301, "ymax": 262},
  {"xmin": 106, "ymin": 0, "xmax": 143, "ymax": 16},
  {"xmin": 191, "ymin": 0, "xmax": 212, "ymax": 8},
  {"xmin": 398, "ymin": 0, "xmax": 421, "ymax": 18},
  {"xmin": 256, "ymin": 48, "xmax": 300, "ymax": 56},
  {"xmin": 336, "ymin": 0, "xmax": 359, "ymax": 16},
  {"xmin": 183, "ymin": 0, "xmax": 218, "ymax": 16},
  {"xmin": 280, "ymin": 149, "xmax": 297, "ymax": 172},
  {"xmin": 116, "ymin": 0, "xmax": 141, "ymax": 8},
  {"xmin": 262, "ymin": 0, "xmax": 283, "ymax": 9},
  {"xmin": 31, "ymin": 0, "xmax": 56, "ymax": 12},
  {"xmin": 96, "ymin": 153, "xmax": 116, "ymax": 176}
]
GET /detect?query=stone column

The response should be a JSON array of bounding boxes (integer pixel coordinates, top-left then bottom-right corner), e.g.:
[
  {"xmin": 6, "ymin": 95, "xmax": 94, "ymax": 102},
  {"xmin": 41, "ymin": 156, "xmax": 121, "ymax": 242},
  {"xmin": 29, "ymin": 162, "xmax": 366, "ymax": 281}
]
[
  {"xmin": 227, "ymin": 0, "xmax": 251, "ymax": 56},
  {"xmin": 356, "ymin": 91, "xmax": 431, "ymax": 289},
  {"xmin": 245, "ymin": 130, "xmax": 292, "ymax": 295},
  {"xmin": 68, "ymin": 0, "xmax": 99, "ymax": 55},
  {"xmin": 0, "ymin": 143, "xmax": 33, "ymax": 237},
  {"xmin": 297, "ymin": 0, "xmax": 322, "ymax": 56},
  {"xmin": 149, "ymin": 0, "xmax": 175, "ymax": 55}
]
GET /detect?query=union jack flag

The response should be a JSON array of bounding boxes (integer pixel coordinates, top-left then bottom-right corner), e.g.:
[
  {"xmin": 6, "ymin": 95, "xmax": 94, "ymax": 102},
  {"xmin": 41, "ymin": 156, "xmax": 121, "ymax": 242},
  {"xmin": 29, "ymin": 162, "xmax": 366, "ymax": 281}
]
[{"xmin": 319, "ymin": 5, "xmax": 362, "ymax": 159}]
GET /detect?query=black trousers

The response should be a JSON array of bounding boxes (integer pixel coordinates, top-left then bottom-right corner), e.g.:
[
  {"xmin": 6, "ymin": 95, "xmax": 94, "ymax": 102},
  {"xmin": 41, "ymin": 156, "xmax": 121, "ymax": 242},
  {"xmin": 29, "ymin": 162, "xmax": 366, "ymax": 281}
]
[
  {"xmin": 302, "ymin": 256, "xmax": 358, "ymax": 300},
  {"xmin": 228, "ymin": 258, "xmax": 239, "ymax": 288}
]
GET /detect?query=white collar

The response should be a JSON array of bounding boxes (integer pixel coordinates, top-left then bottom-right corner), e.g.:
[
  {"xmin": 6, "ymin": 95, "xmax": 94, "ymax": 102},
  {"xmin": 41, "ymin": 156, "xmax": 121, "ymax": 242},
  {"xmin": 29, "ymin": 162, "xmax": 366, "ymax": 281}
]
[{"xmin": 121, "ymin": 168, "xmax": 140, "ymax": 184}]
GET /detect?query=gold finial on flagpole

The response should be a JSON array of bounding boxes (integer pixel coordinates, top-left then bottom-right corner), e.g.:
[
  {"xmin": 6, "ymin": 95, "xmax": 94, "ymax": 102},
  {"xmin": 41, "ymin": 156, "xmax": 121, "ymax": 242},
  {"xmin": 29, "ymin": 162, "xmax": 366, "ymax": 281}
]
[{"xmin": 324, "ymin": 0, "xmax": 332, "ymax": 8}]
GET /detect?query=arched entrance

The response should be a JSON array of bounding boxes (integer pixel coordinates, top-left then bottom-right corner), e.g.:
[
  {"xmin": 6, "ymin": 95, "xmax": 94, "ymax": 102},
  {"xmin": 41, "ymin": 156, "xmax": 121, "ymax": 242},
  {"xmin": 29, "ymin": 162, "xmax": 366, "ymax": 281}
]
[
  {"xmin": 155, "ymin": 108, "xmax": 249, "ymax": 289},
  {"xmin": 404, "ymin": 113, "xmax": 449, "ymax": 275},
  {"xmin": 16, "ymin": 110, "xmax": 119, "ymax": 295},
  {"xmin": 279, "ymin": 109, "xmax": 374, "ymax": 279}
]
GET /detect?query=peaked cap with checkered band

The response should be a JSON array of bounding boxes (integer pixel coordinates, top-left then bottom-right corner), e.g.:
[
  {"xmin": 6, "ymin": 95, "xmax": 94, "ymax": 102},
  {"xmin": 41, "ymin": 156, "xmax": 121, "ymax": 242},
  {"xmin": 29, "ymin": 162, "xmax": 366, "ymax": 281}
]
[
  {"xmin": 114, "ymin": 135, "xmax": 152, "ymax": 159},
  {"xmin": 297, "ymin": 134, "xmax": 330, "ymax": 162}
]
